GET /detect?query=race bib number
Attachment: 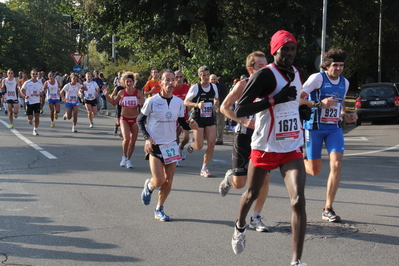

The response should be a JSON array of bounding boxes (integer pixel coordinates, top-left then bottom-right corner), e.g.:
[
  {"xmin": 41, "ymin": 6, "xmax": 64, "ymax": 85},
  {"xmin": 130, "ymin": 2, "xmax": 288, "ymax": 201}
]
[
  {"xmin": 275, "ymin": 109, "xmax": 300, "ymax": 141},
  {"xmin": 86, "ymin": 93, "xmax": 95, "ymax": 100},
  {"xmin": 123, "ymin": 96, "xmax": 138, "ymax": 108},
  {"xmin": 159, "ymin": 142, "xmax": 182, "ymax": 164},
  {"xmin": 320, "ymin": 105, "xmax": 340, "ymax": 124},
  {"xmin": 32, "ymin": 90, "xmax": 39, "ymax": 97},
  {"xmin": 200, "ymin": 102, "xmax": 213, "ymax": 117},
  {"xmin": 49, "ymin": 93, "xmax": 58, "ymax": 99},
  {"xmin": 68, "ymin": 95, "xmax": 78, "ymax": 103},
  {"xmin": 8, "ymin": 91, "xmax": 16, "ymax": 97}
]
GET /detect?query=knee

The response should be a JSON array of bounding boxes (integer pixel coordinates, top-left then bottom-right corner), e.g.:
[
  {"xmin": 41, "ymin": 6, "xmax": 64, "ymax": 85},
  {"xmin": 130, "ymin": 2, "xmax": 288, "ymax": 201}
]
[
  {"xmin": 291, "ymin": 194, "xmax": 306, "ymax": 213},
  {"xmin": 330, "ymin": 160, "xmax": 342, "ymax": 171},
  {"xmin": 245, "ymin": 187, "xmax": 260, "ymax": 202},
  {"xmin": 231, "ymin": 176, "xmax": 246, "ymax": 189}
]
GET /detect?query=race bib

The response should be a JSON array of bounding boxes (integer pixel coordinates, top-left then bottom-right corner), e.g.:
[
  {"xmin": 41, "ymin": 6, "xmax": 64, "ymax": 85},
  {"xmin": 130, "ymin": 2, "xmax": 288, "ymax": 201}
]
[
  {"xmin": 122, "ymin": 96, "xmax": 138, "ymax": 108},
  {"xmin": 320, "ymin": 105, "xmax": 340, "ymax": 124},
  {"xmin": 32, "ymin": 90, "xmax": 39, "ymax": 97},
  {"xmin": 49, "ymin": 93, "xmax": 58, "ymax": 99},
  {"xmin": 275, "ymin": 109, "xmax": 300, "ymax": 141},
  {"xmin": 68, "ymin": 95, "xmax": 78, "ymax": 103},
  {"xmin": 7, "ymin": 91, "xmax": 16, "ymax": 97},
  {"xmin": 86, "ymin": 93, "xmax": 95, "ymax": 100},
  {"xmin": 200, "ymin": 102, "xmax": 213, "ymax": 117},
  {"xmin": 159, "ymin": 142, "xmax": 182, "ymax": 164}
]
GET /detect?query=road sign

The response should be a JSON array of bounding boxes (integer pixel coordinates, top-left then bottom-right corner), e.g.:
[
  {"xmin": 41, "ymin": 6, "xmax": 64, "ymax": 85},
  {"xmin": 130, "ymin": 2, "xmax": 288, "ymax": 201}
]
[
  {"xmin": 71, "ymin": 54, "xmax": 83, "ymax": 65},
  {"xmin": 73, "ymin": 65, "xmax": 83, "ymax": 74}
]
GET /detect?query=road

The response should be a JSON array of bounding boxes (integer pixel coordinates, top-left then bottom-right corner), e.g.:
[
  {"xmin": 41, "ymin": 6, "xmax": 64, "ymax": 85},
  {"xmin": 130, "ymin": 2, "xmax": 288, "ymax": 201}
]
[{"xmin": 0, "ymin": 105, "xmax": 398, "ymax": 266}]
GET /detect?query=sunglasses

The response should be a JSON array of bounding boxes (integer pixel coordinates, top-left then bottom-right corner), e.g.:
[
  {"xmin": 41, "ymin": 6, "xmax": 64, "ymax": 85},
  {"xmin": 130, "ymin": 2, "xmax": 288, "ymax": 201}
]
[
  {"xmin": 31, "ymin": 73, "xmax": 38, "ymax": 75},
  {"xmin": 8, "ymin": 72, "xmax": 14, "ymax": 74}
]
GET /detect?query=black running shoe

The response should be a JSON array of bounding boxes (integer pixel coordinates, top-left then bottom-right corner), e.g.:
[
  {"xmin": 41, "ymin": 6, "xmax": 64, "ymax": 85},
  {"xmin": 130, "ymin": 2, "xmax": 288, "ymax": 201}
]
[{"xmin": 322, "ymin": 207, "xmax": 341, "ymax": 222}]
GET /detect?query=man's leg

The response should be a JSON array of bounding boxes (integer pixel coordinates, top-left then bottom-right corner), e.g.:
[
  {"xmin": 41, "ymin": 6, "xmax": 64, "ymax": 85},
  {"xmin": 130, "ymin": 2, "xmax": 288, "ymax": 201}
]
[
  {"xmin": 280, "ymin": 158, "xmax": 307, "ymax": 264},
  {"xmin": 191, "ymin": 127, "xmax": 204, "ymax": 150},
  {"xmin": 237, "ymin": 162, "xmax": 268, "ymax": 227},
  {"xmin": 203, "ymin": 125, "xmax": 216, "ymax": 166},
  {"xmin": 325, "ymin": 151, "xmax": 343, "ymax": 207}
]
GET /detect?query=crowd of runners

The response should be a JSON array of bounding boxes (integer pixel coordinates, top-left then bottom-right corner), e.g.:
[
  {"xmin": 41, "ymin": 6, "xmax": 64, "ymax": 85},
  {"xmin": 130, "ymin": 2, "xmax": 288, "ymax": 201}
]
[{"xmin": 1, "ymin": 29, "xmax": 358, "ymax": 266}]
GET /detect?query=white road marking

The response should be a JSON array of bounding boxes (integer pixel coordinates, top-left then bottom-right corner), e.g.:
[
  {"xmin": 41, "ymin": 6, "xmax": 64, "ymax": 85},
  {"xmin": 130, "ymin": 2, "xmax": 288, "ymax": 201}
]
[
  {"xmin": 345, "ymin": 136, "xmax": 368, "ymax": 141},
  {"xmin": 0, "ymin": 119, "xmax": 57, "ymax": 159}
]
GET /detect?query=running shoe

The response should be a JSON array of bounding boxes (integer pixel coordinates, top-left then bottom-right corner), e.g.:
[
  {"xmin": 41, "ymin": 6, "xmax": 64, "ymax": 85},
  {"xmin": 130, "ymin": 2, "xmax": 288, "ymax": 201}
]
[
  {"xmin": 33, "ymin": 129, "xmax": 39, "ymax": 136},
  {"xmin": 322, "ymin": 206, "xmax": 341, "ymax": 222},
  {"xmin": 72, "ymin": 126, "xmax": 77, "ymax": 133},
  {"xmin": 28, "ymin": 120, "xmax": 32, "ymax": 125},
  {"xmin": 219, "ymin": 169, "xmax": 232, "ymax": 197},
  {"xmin": 5, "ymin": 110, "xmax": 7, "ymax": 115},
  {"xmin": 63, "ymin": 113, "xmax": 67, "ymax": 120},
  {"xmin": 231, "ymin": 225, "xmax": 246, "ymax": 254},
  {"xmin": 141, "ymin": 179, "xmax": 152, "ymax": 205},
  {"xmin": 50, "ymin": 122, "xmax": 55, "ymax": 128},
  {"xmin": 200, "ymin": 168, "xmax": 211, "ymax": 177},
  {"xmin": 89, "ymin": 123, "xmax": 93, "ymax": 128},
  {"xmin": 291, "ymin": 260, "xmax": 307, "ymax": 266},
  {"xmin": 39, "ymin": 109, "xmax": 43, "ymax": 114},
  {"xmin": 154, "ymin": 207, "xmax": 170, "ymax": 221},
  {"xmin": 176, "ymin": 161, "xmax": 180, "ymax": 167},
  {"xmin": 0, "ymin": 107, "xmax": 2, "ymax": 111},
  {"xmin": 13, "ymin": 113, "xmax": 18, "ymax": 119},
  {"xmin": 180, "ymin": 148, "xmax": 186, "ymax": 160},
  {"xmin": 54, "ymin": 113, "xmax": 58, "ymax": 120},
  {"xmin": 126, "ymin": 159, "xmax": 133, "ymax": 169},
  {"xmin": 120, "ymin": 156, "xmax": 127, "ymax": 167},
  {"xmin": 249, "ymin": 216, "xmax": 269, "ymax": 232},
  {"xmin": 8, "ymin": 124, "xmax": 14, "ymax": 129},
  {"xmin": 187, "ymin": 138, "xmax": 194, "ymax": 153},
  {"xmin": 114, "ymin": 127, "xmax": 118, "ymax": 136}
]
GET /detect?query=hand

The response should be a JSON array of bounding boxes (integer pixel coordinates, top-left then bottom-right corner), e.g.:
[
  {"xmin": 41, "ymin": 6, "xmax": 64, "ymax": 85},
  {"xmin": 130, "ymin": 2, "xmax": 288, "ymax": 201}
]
[
  {"xmin": 240, "ymin": 118, "xmax": 255, "ymax": 129},
  {"xmin": 321, "ymin": 97, "xmax": 338, "ymax": 108},
  {"xmin": 274, "ymin": 82, "xmax": 297, "ymax": 104},
  {"xmin": 144, "ymin": 137, "xmax": 155, "ymax": 153},
  {"xmin": 197, "ymin": 101, "xmax": 205, "ymax": 109},
  {"xmin": 343, "ymin": 113, "xmax": 358, "ymax": 123},
  {"xmin": 189, "ymin": 120, "xmax": 199, "ymax": 130}
]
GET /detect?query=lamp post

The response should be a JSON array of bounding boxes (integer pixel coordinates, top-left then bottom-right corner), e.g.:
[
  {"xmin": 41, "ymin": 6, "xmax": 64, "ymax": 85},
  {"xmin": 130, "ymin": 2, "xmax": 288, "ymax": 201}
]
[
  {"xmin": 378, "ymin": 0, "xmax": 382, "ymax": 82},
  {"xmin": 320, "ymin": 0, "xmax": 328, "ymax": 70},
  {"xmin": 62, "ymin": 14, "xmax": 89, "ymax": 71}
]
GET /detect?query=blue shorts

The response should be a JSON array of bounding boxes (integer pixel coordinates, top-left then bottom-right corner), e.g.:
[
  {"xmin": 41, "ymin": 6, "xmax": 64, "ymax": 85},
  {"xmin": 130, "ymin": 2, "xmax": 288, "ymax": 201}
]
[
  {"xmin": 305, "ymin": 128, "xmax": 344, "ymax": 160},
  {"xmin": 48, "ymin": 99, "xmax": 60, "ymax": 104},
  {"xmin": 65, "ymin": 102, "xmax": 79, "ymax": 109}
]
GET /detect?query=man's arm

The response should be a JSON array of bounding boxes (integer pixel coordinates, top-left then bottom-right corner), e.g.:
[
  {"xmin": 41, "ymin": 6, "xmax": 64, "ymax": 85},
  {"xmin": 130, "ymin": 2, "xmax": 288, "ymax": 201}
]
[{"xmin": 221, "ymin": 80, "xmax": 254, "ymax": 129}]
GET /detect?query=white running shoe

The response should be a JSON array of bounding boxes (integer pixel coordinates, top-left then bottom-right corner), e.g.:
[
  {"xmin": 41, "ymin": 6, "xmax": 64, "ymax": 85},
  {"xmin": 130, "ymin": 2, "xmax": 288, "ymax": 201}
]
[
  {"xmin": 200, "ymin": 168, "xmax": 211, "ymax": 177},
  {"xmin": 219, "ymin": 169, "xmax": 232, "ymax": 197},
  {"xmin": 28, "ymin": 120, "xmax": 33, "ymax": 125},
  {"xmin": 231, "ymin": 225, "xmax": 246, "ymax": 254},
  {"xmin": 179, "ymin": 148, "xmax": 186, "ymax": 160},
  {"xmin": 249, "ymin": 216, "xmax": 269, "ymax": 232},
  {"xmin": 89, "ymin": 123, "xmax": 93, "ymax": 128},
  {"xmin": 63, "ymin": 113, "xmax": 67, "ymax": 120},
  {"xmin": 72, "ymin": 126, "xmax": 77, "ymax": 132},
  {"xmin": 33, "ymin": 129, "xmax": 39, "ymax": 136},
  {"xmin": 120, "ymin": 156, "xmax": 127, "ymax": 167},
  {"xmin": 126, "ymin": 159, "xmax": 133, "ymax": 169},
  {"xmin": 291, "ymin": 260, "xmax": 307, "ymax": 266}
]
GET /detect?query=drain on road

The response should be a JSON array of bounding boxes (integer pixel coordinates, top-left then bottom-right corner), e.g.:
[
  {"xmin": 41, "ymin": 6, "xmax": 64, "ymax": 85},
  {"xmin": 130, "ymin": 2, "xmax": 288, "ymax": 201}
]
[{"xmin": 272, "ymin": 221, "xmax": 360, "ymax": 238}]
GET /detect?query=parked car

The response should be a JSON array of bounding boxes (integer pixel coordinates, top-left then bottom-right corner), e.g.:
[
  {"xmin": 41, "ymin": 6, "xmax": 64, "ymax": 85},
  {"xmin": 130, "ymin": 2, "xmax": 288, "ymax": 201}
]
[{"xmin": 355, "ymin": 82, "xmax": 399, "ymax": 125}]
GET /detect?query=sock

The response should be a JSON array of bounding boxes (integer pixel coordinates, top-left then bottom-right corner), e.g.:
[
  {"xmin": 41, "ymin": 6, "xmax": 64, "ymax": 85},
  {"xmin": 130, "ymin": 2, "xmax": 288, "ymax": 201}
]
[
  {"xmin": 202, "ymin": 165, "xmax": 208, "ymax": 170},
  {"xmin": 236, "ymin": 221, "xmax": 246, "ymax": 232},
  {"xmin": 253, "ymin": 211, "xmax": 261, "ymax": 219},
  {"xmin": 33, "ymin": 127, "xmax": 37, "ymax": 130},
  {"xmin": 156, "ymin": 205, "xmax": 163, "ymax": 211},
  {"xmin": 147, "ymin": 182, "xmax": 154, "ymax": 192}
]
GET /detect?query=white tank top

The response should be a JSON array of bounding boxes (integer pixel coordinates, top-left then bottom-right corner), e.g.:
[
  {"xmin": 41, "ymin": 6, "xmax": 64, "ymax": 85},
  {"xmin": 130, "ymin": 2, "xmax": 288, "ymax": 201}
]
[
  {"xmin": 251, "ymin": 64, "xmax": 304, "ymax": 153},
  {"xmin": 4, "ymin": 78, "xmax": 18, "ymax": 100},
  {"xmin": 46, "ymin": 80, "xmax": 60, "ymax": 100}
]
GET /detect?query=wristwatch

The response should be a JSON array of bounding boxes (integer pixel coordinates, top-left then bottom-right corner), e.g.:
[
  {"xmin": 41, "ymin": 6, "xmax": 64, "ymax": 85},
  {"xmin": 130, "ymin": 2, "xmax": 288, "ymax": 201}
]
[
  {"xmin": 268, "ymin": 96, "xmax": 275, "ymax": 107},
  {"xmin": 313, "ymin": 101, "xmax": 322, "ymax": 108}
]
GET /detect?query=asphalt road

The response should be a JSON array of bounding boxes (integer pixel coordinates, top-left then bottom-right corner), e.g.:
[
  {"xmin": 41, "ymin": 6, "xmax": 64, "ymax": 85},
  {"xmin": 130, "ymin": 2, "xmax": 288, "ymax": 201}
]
[{"xmin": 0, "ymin": 104, "xmax": 398, "ymax": 266}]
